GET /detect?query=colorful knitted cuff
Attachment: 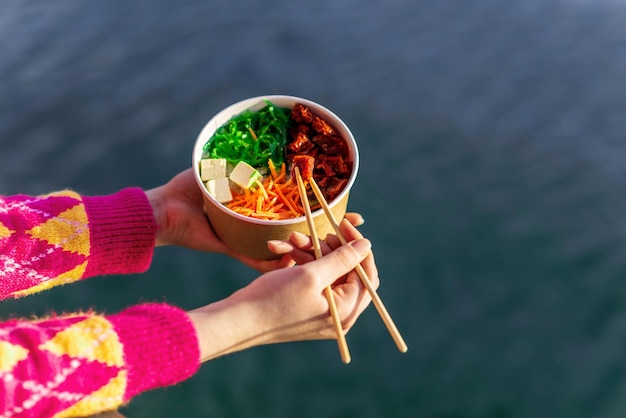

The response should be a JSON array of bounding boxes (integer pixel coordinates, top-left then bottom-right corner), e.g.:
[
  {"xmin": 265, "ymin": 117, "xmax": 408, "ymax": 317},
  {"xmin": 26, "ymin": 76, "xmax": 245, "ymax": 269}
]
[
  {"xmin": 82, "ymin": 188, "xmax": 156, "ymax": 277},
  {"xmin": 108, "ymin": 303, "xmax": 201, "ymax": 400}
]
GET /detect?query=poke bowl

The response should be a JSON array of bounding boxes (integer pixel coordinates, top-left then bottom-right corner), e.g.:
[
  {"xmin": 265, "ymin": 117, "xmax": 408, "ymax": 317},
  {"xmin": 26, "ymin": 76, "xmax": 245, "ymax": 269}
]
[{"xmin": 192, "ymin": 95, "xmax": 359, "ymax": 260}]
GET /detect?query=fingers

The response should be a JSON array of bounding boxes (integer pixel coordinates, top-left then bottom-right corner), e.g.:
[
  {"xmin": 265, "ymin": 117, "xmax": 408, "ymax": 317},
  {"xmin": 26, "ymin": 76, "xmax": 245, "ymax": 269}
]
[
  {"xmin": 266, "ymin": 239, "xmax": 296, "ymax": 254},
  {"xmin": 334, "ymin": 219, "xmax": 379, "ymax": 293},
  {"xmin": 267, "ymin": 231, "xmax": 333, "ymax": 264},
  {"xmin": 267, "ymin": 213, "xmax": 364, "ymax": 252},
  {"xmin": 339, "ymin": 219, "xmax": 377, "ymax": 277},
  {"xmin": 304, "ymin": 238, "xmax": 372, "ymax": 289},
  {"xmin": 267, "ymin": 234, "xmax": 314, "ymax": 264},
  {"xmin": 265, "ymin": 213, "xmax": 369, "ymax": 268},
  {"xmin": 338, "ymin": 218, "xmax": 364, "ymax": 241},
  {"xmin": 322, "ymin": 219, "xmax": 365, "ymax": 252},
  {"xmin": 229, "ymin": 251, "xmax": 296, "ymax": 273},
  {"xmin": 344, "ymin": 212, "xmax": 364, "ymax": 227}
]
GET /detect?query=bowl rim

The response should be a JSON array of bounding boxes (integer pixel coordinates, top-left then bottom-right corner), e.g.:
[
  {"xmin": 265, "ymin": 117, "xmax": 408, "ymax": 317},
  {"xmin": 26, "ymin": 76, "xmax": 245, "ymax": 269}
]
[{"xmin": 192, "ymin": 94, "xmax": 359, "ymax": 226}]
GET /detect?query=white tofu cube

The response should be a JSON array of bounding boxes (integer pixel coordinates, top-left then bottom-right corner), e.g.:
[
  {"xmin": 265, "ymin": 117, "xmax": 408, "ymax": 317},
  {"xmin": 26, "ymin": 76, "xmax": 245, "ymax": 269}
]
[
  {"xmin": 205, "ymin": 177, "xmax": 233, "ymax": 203},
  {"xmin": 229, "ymin": 161, "xmax": 261, "ymax": 189},
  {"xmin": 200, "ymin": 158, "xmax": 227, "ymax": 182}
]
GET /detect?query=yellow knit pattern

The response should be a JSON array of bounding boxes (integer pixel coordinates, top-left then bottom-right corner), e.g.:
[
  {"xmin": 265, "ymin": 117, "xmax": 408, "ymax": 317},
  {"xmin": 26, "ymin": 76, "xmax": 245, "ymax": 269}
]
[
  {"xmin": 0, "ymin": 315, "xmax": 128, "ymax": 417},
  {"xmin": 0, "ymin": 340, "xmax": 29, "ymax": 373},
  {"xmin": 53, "ymin": 372, "xmax": 127, "ymax": 418},
  {"xmin": 41, "ymin": 316, "xmax": 127, "ymax": 417},
  {"xmin": 1, "ymin": 190, "xmax": 91, "ymax": 298}
]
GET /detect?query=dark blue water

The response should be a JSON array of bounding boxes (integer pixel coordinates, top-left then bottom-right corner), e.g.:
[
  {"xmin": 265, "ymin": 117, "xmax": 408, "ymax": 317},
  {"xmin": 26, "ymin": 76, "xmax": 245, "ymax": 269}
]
[{"xmin": 3, "ymin": 1, "xmax": 626, "ymax": 417}]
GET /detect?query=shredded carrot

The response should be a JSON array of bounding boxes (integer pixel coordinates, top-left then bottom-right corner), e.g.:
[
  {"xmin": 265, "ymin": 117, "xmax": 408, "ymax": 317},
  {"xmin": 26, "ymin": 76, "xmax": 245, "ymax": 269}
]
[
  {"xmin": 226, "ymin": 161, "xmax": 304, "ymax": 220},
  {"xmin": 255, "ymin": 178, "xmax": 269, "ymax": 201},
  {"xmin": 256, "ymin": 194, "xmax": 263, "ymax": 212},
  {"xmin": 268, "ymin": 159, "xmax": 278, "ymax": 179}
]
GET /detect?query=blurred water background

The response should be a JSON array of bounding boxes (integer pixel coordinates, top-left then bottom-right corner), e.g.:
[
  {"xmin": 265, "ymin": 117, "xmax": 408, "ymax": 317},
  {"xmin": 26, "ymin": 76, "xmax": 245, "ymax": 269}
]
[{"xmin": 2, "ymin": 0, "xmax": 626, "ymax": 417}]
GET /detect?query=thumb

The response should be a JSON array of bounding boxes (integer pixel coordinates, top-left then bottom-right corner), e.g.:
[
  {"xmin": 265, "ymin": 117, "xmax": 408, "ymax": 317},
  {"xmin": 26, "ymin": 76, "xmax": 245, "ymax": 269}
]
[{"xmin": 309, "ymin": 238, "xmax": 371, "ymax": 287}]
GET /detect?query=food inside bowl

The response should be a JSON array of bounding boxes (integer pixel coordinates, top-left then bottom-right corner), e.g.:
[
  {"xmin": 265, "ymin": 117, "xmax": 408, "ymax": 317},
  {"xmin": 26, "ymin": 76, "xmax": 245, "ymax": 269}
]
[{"xmin": 199, "ymin": 101, "xmax": 353, "ymax": 220}]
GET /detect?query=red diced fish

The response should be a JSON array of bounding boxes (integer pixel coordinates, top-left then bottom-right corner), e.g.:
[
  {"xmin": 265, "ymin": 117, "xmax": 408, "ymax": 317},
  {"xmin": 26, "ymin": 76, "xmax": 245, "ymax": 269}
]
[
  {"xmin": 291, "ymin": 103, "xmax": 315, "ymax": 124},
  {"xmin": 292, "ymin": 155, "xmax": 315, "ymax": 181}
]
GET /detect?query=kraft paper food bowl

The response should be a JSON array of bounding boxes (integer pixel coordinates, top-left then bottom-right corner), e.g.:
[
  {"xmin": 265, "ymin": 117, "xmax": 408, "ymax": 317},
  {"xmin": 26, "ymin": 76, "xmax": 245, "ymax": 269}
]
[{"xmin": 192, "ymin": 95, "xmax": 359, "ymax": 260}]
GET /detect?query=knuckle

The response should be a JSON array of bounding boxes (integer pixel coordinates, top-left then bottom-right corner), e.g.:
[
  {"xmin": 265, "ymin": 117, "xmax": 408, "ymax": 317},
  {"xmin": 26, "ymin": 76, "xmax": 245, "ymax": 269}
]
[
  {"xmin": 335, "ymin": 245, "xmax": 357, "ymax": 271},
  {"xmin": 299, "ymin": 265, "xmax": 320, "ymax": 289}
]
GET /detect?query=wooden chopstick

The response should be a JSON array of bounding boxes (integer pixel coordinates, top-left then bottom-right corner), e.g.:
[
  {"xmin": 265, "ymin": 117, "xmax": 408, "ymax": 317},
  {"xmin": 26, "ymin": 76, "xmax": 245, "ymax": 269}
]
[
  {"xmin": 294, "ymin": 167, "xmax": 352, "ymax": 364},
  {"xmin": 309, "ymin": 178, "xmax": 409, "ymax": 353}
]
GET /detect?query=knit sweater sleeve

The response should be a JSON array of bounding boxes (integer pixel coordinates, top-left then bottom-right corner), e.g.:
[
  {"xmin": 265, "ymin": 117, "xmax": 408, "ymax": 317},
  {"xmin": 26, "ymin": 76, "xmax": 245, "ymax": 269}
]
[
  {"xmin": 0, "ymin": 188, "xmax": 156, "ymax": 299},
  {"xmin": 0, "ymin": 189, "xmax": 201, "ymax": 416},
  {"xmin": 0, "ymin": 303, "xmax": 200, "ymax": 418}
]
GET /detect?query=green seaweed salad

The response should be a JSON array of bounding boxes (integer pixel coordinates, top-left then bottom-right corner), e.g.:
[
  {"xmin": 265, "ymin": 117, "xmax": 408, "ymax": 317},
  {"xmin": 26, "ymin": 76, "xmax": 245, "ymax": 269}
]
[{"xmin": 202, "ymin": 100, "xmax": 291, "ymax": 172}]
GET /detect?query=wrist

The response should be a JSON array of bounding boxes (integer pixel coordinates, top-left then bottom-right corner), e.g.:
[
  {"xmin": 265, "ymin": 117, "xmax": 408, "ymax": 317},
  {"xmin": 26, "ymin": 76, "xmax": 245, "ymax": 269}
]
[
  {"xmin": 188, "ymin": 293, "xmax": 270, "ymax": 362},
  {"xmin": 144, "ymin": 186, "xmax": 166, "ymax": 247}
]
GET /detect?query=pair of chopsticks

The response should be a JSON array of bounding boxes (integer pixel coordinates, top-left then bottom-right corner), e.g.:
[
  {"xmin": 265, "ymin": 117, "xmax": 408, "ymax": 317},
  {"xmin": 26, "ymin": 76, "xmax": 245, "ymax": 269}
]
[{"xmin": 294, "ymin": 167, "xmax": 408, "ymax": 363}]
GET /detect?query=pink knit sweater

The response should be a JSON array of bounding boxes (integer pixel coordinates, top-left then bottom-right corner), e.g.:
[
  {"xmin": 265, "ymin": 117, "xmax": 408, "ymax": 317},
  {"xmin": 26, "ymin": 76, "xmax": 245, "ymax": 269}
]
[{"xmin": 0, "ymin": 188, "xmax": 200, "ymax": 417}]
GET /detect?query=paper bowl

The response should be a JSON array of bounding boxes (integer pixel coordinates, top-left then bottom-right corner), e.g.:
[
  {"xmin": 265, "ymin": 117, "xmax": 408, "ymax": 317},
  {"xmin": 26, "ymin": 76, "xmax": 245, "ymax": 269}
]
[{"xmin": 192, "ymin": 95, "xmax": 359, "ymax": 260}]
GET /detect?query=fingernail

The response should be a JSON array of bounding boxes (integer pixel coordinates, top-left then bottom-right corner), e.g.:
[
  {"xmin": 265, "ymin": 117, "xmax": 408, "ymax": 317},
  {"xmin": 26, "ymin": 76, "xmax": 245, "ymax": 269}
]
[
  {"xmin": 291, "ymin": 231, "xmax": 308, "ymax": 240},
  {"xmin": 352, "ymin": 239, "xmax": 371, "ymax": 255},
  {"xmin": 267, "ymin": 240, "xmax": 289, "ymax": 249}
]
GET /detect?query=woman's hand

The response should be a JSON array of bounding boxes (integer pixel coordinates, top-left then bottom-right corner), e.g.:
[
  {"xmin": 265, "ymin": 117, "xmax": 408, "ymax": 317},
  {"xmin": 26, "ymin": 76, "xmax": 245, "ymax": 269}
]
[
  {"xmin": 145, "ymin": 168, "xmax": 291, "ymax": 271},
  {"xmin": 187, "ymin": 220, "xmax": 378, "ymax": 362},
  {"xmin": 145, "ymin": 168, "xmax": 364, "ymax": 272}
]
